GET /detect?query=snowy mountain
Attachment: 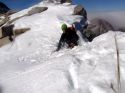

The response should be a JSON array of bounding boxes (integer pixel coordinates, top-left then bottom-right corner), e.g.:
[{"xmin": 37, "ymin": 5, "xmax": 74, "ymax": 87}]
[
  {"xmin": 0, "ymin": 1, "xmax": 10, "ymax": 14},
  {"xmin": 88, "ymin": 11, "xmax": 125, "ymax": 30},
  {"xmin": 43, "ymin": 0, "xmax": 72, "ymax": 3},
  {"xmin": 0, "ymin": 1, "xmax": 125, "ymax": 93}
]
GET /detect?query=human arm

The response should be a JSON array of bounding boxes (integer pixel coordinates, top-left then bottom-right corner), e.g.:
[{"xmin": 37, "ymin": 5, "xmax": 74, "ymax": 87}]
[{"xmin": 56, "ymin": 33, "xmax": 65, "ymax": 51}]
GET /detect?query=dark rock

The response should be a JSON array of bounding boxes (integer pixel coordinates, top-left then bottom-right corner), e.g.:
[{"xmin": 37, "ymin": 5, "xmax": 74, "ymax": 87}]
[
  {"xmin": 73, "ymin": 5, "xmax": 87, "ymax": 19},
  {"xmin": 0, "ymin": 16, "xmax": 10, "ymax": 27},
  {"xmin": 6, "ymin": 10, "xmax": 17, "ymax": 16},
  {"xmin": 84, "ymin": 18, "xmax": 114, "ymax": 41},
  {"xmin": 0, "ymin": 86, "xmax": 3, "ymax": 93},
  {"xmin": 118, "ymin": 27, "xmax": 125, "ymax": 32},
  {"xmin": 0, "ymin": 1, "xmax": 10, "ymax": 14},
  {"xmin": 0, "ymin": 24, "xmax": 30, "ymax": 47},
  {"xmin": 28, "ymin": 7, "xmax": 48, "ymax": 16},
  {"xmin": 7, "ymin": 15, "xmax": 27, "ymax": 25},
  {"xmin": 14, "ymin": 28, "xmax": 30, "ymax": 36},
  {"xmin": 60, "ymin": 0, "xmax": 72, "ymax": 3},
  {"xmin": 43, "ymin": 0, "xmax": 72, "ymax": 3}
]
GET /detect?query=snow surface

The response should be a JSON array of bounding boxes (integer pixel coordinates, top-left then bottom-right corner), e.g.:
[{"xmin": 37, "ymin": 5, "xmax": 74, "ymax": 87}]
[{"xmin": 0, "ymin": 2, "xmax": 125, "ymax": 93}]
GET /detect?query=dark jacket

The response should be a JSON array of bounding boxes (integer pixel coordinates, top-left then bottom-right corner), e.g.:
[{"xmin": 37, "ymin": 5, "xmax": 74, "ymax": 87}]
[{"xmin": 56, "ymin": 27, "xmax": 79, "ymax": 51}]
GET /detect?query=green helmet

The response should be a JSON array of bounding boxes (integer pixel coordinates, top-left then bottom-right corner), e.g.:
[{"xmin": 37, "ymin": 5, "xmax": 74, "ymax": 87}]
[{"xmin": 61, "ymin": 24, "xmax": 67, "ymax": 31}]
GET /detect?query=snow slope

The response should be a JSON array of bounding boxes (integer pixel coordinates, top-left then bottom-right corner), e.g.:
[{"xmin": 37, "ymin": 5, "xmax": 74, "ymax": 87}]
[{"xmin": 0, "ymin": 2, "xmax": 125, "ymax": 93}]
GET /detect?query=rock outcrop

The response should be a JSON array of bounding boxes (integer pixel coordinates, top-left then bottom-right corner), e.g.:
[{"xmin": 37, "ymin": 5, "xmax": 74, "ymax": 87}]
[
  {"xmin": 28, "ymin": 7, "xmax": 48, "ymax": 16},
  {"xmin": 43, "ymin": 0, "xmax": 72, "ymax": 3},
  {"xmin": 0, "ymin": 1, "xmax": 10, "ymax": 14},
  {"xmin": 0, "ymin": 2, "xmax": 16, "ymax": 27},
  {"xmin": 60, "ymin": 0, "xmax": 72, "ymax": 3},
  {"xmin": 0, "ymin": 24, "xmax": 30, "ymax": 47},
  {"xmin": 7, "ymin": 7, "xmax": 48, "ymax": 25},
  {"xmin": 0, "ymin": 15, "xmax": 10, "ymax": 27},
  {"xmin": 118, "ymin": 27, "xmax": 125, "ymax": 32},
  {"xmin": 84, "ymin": 18, "xmax": 114, "ymax": 41},
  {"xmin": 73, "ymin": 5, "xmax": 87, "ymax": 19}
]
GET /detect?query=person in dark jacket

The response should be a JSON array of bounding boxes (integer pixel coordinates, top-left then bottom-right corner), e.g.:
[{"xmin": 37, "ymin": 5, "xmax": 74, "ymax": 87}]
[{"xmin": 56, "ymin": 24, "xmax": 79, "ymax": 51}]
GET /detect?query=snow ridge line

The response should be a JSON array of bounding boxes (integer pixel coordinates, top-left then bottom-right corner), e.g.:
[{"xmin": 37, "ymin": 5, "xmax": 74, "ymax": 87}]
[
  {"xmin": 114, "ymin": 33, "xmax": 121, "ymax": 93},
  {"xmin": 65, "ymin": 55, "xmax": 81, "ymax": 93}
]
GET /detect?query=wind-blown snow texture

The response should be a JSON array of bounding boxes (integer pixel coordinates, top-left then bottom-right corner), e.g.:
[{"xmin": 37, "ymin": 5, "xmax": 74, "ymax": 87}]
[{"xmin": 0, "ymin": 2, "xmax": 125, "ymax": 93}]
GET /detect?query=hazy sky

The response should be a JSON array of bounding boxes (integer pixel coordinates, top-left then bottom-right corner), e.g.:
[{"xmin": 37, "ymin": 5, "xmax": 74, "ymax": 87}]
[
  {"xmin": 1, "ymin": 0, "xmax": 125, "ymax": 12},
  {"xmin": 74, "ymin": 0, "xmax": 125, "ymax": 12}
]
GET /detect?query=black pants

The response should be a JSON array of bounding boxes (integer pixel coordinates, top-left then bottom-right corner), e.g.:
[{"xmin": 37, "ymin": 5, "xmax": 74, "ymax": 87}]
[{"xmin": 66, "ymin": 37, "xmax": 79, "ymax": 48}]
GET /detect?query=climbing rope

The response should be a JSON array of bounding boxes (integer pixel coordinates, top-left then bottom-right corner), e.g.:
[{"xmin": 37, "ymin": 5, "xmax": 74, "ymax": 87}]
[{"xmin": 114, "ymin": 33, "xmax": 121, "ymax": 93}]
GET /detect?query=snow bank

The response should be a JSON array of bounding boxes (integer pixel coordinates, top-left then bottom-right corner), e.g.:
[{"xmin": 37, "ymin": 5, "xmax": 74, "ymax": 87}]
[{"xmin": 0, "ymin": 2, "xmax": 125, "ymax": 93}]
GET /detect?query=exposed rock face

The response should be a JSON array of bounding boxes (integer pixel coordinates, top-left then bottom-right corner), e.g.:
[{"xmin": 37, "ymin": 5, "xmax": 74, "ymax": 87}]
[
  {"xmin": 0, "ymin": 1, "xmax": 10, "ymax": 14},
  {"xmin": 118, "ymin": 27, "xmax": 125, "ymax": 32},
  {"xmin": 6, "ymin": 7, "xmax": 48, "ymax": 25},
  {"xmin": 0, "ymin": 16, "xmax": 10, "ymax": 27},
  {"xmin": 1, "ymin": 25, "xmax": 14, "ymax": 37},
  {"xmin": 0, "ymin": 2, "xmax": 15, "ymax": 27},
  {"xmin": 7, "ymin": 15, "xmax": 26, "ymax": 25},
  {"xmin": 43, "ymin": 0, "xmax": 72, "ymax": 3},
  {"xmin": 14, "ymin": 28, "xmax": 30, "ymax": 36},
  {"xmin": 28, "ymin": 7, "xmax": 48, "ymax": 16},
  {"xmin": 0, "ymin": 24, "xmax": 30, "ymax": 47},
  {"xmin": 60, "ymin": 0, "xmax": 72, "ymax": 3},
  {"xmin": 73, "ymin": 5, "xmax": 87, "ymax": 19},
  {"xmin": 84, "ymin": 18, "xmax": 114, "ymax": 41},
  {"xmin": 6, "ymin": 10, "xmax": 17, "ymax": 16}
]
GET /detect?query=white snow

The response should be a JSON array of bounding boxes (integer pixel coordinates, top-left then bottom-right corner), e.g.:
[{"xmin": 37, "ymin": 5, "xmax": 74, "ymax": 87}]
[{"xmin": 0, "ymin": 2, "xmax": 125, "ymax": 93}]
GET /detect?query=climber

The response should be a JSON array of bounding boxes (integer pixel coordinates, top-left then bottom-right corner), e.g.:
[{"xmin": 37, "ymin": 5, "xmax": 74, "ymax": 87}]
[
  {"xmin": 73, "ymin": 17, "xmax": 89, "ymax": 41},
  {"xmin": 56, "ymin": 23, "xmax": 79, "ymax": 51}
]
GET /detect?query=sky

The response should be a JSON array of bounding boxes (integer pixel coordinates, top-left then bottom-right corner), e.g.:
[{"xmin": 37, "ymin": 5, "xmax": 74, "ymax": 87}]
[
  {"xmin": 73, "ymin": 0, "xmax": 125, "ymax": 12},
  {"xmin": 0, "ymin": 0, "xmax": 41, "ymax": 11},
  {"xmin": 0, "ymin": 0, "xmax": 125, "ymax": 12}
]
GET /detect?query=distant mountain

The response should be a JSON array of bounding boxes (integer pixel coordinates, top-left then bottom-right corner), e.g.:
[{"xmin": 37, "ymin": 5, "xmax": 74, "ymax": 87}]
[
  {"xmin": 43, "ymin": 0, "xmax": 72, "ymax": 3},
  {"xmin": 88, "ymin": 11, "xmax": 125, "ymax": 29},
  {"xmin": 0, "ymin": 1, "xmax": 10, "ymax": 14}
]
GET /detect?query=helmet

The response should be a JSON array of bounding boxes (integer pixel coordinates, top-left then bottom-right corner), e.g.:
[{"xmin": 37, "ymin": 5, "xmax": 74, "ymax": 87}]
[{"xmin": 61, "ymin": 24, "xmax": 67, "ymax": 31}]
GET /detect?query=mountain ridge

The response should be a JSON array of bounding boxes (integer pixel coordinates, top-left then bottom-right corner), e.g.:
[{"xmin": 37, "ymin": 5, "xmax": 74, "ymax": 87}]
[{"xmin": 0, "ymin": 1, "xmax": 10, "ymax": 14}]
